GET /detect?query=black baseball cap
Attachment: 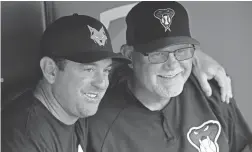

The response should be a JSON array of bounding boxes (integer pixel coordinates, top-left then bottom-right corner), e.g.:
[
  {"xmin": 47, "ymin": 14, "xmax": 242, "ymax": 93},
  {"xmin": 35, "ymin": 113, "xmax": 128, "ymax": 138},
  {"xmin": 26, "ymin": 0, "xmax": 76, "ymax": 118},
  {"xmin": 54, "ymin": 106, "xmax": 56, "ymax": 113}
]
[
  {"xmin": 126, "ymin": 1, "xmax": 200, "ymax": 53},
  {"xmin": 40, "ymin": 14, "xmax": 130, "ymax": 63}
]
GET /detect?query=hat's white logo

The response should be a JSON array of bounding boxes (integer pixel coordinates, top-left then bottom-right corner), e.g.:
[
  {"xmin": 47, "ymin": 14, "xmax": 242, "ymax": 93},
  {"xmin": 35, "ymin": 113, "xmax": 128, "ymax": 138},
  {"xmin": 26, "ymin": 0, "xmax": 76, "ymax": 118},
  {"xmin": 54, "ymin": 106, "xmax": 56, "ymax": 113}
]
[
  {"xmin": 187, "ymin": 120, "xmax": 221, "ymax": 152},
  {"xmin": 87, "ymin": 25, "xmax": 107, "ymax": 46},
  {"xmin": 154, "ymin": 8, "xmax": 175, "ymax": 32}
]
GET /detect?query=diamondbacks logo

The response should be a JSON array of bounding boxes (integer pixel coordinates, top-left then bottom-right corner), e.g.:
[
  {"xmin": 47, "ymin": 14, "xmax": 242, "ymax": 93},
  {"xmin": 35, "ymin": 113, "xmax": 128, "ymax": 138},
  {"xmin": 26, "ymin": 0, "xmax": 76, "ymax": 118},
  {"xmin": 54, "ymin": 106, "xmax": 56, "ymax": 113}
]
[
  {"xmin": 187, "ymin": 120, "xmax": 221, "ymax": 152},
  {"xmin": 154, "ymin": 8, "xmax": 175, "ymax": 32},
  {"xmin": 87, "ymin": 25, "xmax": 107, "ymax": 46}
]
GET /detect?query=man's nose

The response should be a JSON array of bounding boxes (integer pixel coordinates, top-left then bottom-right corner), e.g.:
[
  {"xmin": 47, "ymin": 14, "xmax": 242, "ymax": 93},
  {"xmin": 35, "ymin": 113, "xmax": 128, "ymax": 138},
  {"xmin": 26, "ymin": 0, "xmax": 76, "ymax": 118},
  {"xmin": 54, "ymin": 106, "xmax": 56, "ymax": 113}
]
[
  {"xmin": 163, "ymin": 53, "xmax": 180, "ymax": 69},
  {"xmin": 91, "ymin": 72, "xmax": 108, "ymax": 90}
]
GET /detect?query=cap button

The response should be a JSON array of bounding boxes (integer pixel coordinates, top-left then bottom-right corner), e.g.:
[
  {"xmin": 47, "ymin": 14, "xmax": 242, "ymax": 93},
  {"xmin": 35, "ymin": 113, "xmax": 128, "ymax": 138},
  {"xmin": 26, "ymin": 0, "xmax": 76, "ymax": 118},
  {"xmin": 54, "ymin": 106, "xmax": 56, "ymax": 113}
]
[{"xmin": 73, "ymin": 13, "xmax": 79, "ymax": 16}]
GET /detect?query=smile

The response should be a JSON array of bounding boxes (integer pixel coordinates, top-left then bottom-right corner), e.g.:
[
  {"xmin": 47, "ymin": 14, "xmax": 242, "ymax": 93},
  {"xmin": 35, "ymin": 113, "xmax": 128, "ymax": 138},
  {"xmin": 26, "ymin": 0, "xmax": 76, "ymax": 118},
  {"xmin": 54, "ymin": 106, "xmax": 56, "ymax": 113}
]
[
  {"xmin": 80, "ymin": 90, "xmax": 102, "ymax": 103},
  {"xmin": 158, "ymin": 72, "xmax": 180, "ymax": 79},
  {"xmin": 81, "ymin": 92, "xmax": 102, "ymax": 104},
  {"xmin": 84, "ymin": 93, "xmax": 98, "ymax": 98}
]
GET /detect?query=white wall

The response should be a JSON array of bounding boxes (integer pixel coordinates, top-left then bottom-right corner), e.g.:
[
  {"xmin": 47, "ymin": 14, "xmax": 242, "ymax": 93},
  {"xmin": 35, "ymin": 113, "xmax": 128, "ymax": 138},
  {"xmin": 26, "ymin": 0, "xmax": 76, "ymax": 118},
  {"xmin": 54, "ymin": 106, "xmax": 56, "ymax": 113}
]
[{"xmin": 51, "ymin": 1, "xmax": 252, "ymax": 129}]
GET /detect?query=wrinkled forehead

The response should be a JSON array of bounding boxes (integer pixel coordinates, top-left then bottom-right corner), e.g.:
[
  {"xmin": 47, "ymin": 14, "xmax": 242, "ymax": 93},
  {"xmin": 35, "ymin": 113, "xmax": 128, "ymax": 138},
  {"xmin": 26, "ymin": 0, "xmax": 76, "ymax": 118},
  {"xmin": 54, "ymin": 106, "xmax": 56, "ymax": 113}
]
[{"xmin": 155, "ymin": 44, "xmax": 194, "ymax": 52}]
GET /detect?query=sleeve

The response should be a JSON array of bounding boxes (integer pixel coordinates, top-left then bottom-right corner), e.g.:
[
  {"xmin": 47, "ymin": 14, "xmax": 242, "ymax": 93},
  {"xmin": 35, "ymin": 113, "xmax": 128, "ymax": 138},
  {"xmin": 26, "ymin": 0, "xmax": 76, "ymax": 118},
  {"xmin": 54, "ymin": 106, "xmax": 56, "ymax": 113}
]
[
  {"xmin": 2, "ymin": 129, "xmax": 47, "ymax": 152},
  {"xmin": 2, "ymin": 109, "xmax": 48, "ymax": 152},
  {"xmin": 227, "ymin": 99, "xmax": 252, "ymax": 152}
]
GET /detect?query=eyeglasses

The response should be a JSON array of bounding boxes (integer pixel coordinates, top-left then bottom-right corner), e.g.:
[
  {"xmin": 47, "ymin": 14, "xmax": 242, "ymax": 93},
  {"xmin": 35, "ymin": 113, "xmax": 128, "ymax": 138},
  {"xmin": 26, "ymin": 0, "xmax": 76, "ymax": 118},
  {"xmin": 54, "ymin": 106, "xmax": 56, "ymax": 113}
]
[{"xmin": 140, "ymin": 45, "xmax": 196, "ymax": 64}]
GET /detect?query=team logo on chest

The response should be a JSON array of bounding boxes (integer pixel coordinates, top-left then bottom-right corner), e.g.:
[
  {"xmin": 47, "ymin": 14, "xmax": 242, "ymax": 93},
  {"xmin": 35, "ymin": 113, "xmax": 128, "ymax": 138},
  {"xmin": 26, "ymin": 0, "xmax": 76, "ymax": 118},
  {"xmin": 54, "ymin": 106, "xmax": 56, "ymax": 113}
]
[
  {"xmin": 153, "ymin": 8, "xmax": 175, "ymax": 32},
  {"xmin": 187, "ymin": 120, "xmax": 221, "ymax": 152},
  {"xmin": 87, "ymin": 25, "xmax": 107, "ymax": 46}
]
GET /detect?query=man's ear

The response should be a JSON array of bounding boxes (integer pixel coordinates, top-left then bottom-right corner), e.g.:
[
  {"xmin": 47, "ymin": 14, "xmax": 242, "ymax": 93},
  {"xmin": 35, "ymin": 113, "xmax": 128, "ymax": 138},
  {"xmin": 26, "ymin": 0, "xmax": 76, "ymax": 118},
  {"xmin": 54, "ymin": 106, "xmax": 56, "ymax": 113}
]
[
  {"xmin": 120, "ymin": 44, "xmax": 134, "ymax": 68},
  {"xmin": 40, "ymin": 57, "xmax": 58, "ymax": 84}
]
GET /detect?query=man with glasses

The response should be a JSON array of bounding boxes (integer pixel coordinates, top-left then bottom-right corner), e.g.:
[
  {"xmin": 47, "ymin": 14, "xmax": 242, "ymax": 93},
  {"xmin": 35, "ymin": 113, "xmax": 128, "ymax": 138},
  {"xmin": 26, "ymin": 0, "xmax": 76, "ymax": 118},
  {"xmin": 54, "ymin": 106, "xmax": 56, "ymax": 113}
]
[{"xmin": 87, "ymin": 1, "xmax": 252, "ymax": 152}]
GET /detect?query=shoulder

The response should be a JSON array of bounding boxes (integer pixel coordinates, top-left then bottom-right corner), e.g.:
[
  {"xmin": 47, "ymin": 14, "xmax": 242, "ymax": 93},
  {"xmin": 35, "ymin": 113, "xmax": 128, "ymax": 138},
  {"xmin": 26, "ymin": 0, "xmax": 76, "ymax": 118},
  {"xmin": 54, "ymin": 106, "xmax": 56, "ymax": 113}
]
[
  {"xmin": 2, "ymin": 89, "xmax": 37, "ymax": 132},
  {"xmin": 2, "ymin": 90, "xmax": 56, "ymax": 151},
  {"xmin": 187, "ymin": 75, "xmax": 251, "ymax": 135},
  {"xmin": 194, "ymin": 76, "xmax": 252, "ymax": 148},
  {"xmin": 185, "ymin": 75, "xmax": 252, "ymax": 145},
  {"xmin": 187, "ymin": 74, "xmax": 234, "ymax": 116}
]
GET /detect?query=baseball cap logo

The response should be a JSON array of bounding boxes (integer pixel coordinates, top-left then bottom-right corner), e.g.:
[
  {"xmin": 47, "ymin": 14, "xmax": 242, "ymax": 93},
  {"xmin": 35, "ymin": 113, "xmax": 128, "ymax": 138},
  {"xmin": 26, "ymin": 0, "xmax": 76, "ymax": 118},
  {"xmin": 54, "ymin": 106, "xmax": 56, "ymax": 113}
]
[
  {"xmin": 87, "ymin": 25, "xmax": 107, "ymax": 46},
  {"xmin": 154, "ymin": 8, "xmax": 175, "ymax": 32}
]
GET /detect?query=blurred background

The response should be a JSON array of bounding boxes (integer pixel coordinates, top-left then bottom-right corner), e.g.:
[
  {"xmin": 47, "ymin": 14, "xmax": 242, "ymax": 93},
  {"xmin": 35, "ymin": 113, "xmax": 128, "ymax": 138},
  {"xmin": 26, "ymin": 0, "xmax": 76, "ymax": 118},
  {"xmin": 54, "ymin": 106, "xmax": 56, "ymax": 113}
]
[{"xmin": 1, "ymin": 1, "xmax": 252, "ymax": 129}]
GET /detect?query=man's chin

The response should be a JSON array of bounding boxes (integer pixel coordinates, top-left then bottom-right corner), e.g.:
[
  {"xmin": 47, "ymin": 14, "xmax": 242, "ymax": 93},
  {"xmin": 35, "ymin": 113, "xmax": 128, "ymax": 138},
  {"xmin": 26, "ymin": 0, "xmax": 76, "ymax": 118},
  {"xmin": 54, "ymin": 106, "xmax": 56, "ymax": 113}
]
[
  {"xmin": 79, "ymin": 108, "xmax": 98, "ymax": 118},
  {"xmin": 158, "ymin": 84, "xmax": 184, "ymax": 98},
  {"xmin": 169, "ymin": 89, "xmax": 183, "ymax": 97}
]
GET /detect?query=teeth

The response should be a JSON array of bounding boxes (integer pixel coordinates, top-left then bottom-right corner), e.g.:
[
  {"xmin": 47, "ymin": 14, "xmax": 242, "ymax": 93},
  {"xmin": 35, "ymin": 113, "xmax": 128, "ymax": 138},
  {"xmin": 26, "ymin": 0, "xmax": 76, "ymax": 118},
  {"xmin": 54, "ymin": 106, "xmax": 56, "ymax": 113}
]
[
  {"xmin": 84, "ymin": 93, "xmax": 97, "ymax": 98},
  {"xmin": 159, "ymin": 70, "xmax": 182, "ymax": 78},
  {"xmin": 160, "ymin": 74, "xmax": 176, "ymax": 78}
]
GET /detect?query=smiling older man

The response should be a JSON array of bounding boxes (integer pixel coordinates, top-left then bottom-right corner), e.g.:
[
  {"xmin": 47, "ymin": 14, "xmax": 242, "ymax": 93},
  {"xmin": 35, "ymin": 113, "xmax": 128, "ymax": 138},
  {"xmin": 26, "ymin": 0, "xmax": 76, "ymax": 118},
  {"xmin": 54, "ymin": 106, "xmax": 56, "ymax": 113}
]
[{"xmin": 87, "ymin": 2, "xmax": 252, "ymax": 152}]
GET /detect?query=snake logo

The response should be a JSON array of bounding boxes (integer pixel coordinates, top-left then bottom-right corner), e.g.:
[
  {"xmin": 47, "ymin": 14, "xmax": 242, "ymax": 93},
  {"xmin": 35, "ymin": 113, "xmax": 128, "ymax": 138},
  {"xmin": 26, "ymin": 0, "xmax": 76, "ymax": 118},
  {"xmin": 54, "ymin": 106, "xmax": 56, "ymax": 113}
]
[
  {"xmin": 187, "ymin": 120, "xmax": 221, "ymax": 152},
  {"xmin": 153, "ymin": 8, "xmax": 175, "ymax": 32}
]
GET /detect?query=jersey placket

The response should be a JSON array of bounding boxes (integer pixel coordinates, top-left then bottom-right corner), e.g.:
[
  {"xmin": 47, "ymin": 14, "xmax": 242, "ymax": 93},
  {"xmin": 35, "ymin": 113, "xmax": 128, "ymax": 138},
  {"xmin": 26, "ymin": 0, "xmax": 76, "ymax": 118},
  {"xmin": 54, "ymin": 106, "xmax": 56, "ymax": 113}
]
[{"xmin": 160, "ymin": 112, "xmax": 176, "ymax": 143}]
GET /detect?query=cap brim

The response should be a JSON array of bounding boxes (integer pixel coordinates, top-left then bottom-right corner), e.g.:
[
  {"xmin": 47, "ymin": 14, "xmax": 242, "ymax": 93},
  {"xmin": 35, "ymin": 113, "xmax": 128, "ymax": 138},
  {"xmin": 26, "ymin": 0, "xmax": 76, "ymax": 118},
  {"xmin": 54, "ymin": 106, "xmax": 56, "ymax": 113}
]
[
  {"xmin": 134, "ymin": 36, "xmax": 200, "ymax": 53},
  {"xmin": 61, "ymin": 51, "xmax": 131, "ymax": 64}
]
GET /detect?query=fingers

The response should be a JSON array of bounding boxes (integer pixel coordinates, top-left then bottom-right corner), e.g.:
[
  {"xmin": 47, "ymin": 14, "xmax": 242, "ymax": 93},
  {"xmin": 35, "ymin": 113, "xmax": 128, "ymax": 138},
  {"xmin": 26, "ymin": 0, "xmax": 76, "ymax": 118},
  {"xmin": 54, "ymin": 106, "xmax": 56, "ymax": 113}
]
[
  {"xmin": 214, "ymin": 69, "xmax": 226, "ymax": 103},
  {"xmin": 197, "ymin": 73, "xmax": 212, "ymax": 97},
  {"xmin": 214, "ymin": 67, "xmax": 230, "ymax": 103},
  {"xmin": 226, "ymin": 76, "xmax": 233, "ymax": 103},
  {"xmin": 225, "ymin": 76, "xmax": 230, "ymax": 104},
  {"xmin": 227, "ymin": 76, "xmax": 233, "ymax": 98}
]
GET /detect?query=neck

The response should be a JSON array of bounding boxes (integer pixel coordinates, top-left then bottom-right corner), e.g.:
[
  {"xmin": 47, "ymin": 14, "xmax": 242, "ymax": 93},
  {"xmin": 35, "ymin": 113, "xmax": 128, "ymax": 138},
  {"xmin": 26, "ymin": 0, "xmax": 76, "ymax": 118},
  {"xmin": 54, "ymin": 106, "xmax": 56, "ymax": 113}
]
[
  {"xmin": 128, "ymin": 76, "xmax": 170, "ymax": 111},
  {"xmin": 33, "ymin": 80, "xmax": 78, "ymax": 125}
]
